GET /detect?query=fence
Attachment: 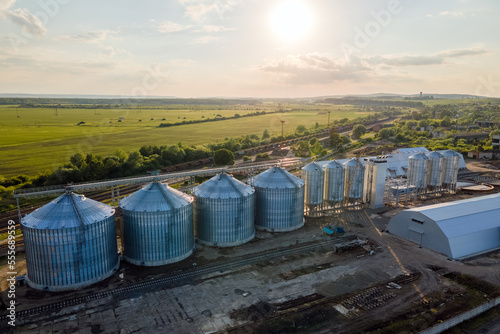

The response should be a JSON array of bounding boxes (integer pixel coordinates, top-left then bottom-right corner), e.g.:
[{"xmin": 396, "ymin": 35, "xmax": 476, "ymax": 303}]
[{"xmin": 420, "ymin": 297, "xmax": 500, "ymax": 334}]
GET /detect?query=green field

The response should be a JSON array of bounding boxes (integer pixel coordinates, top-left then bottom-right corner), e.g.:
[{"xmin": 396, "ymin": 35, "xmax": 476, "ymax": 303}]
[{"xmin": 0, "ymin": 104, "xmax": 363, "ymax": 176}]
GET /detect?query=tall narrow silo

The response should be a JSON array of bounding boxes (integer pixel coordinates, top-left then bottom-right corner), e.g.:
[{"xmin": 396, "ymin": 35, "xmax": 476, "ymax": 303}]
[
  {"xmin": 343, "ymin": 158, "xmax": 365, "ymax": 208},
  {"xmin": 441, "ymin": 150, "xmax": 460, "ymax": 193},
  {"xmin": 250, "ymin": 167, "xmax": 304, "ymax": 232},
  {"xmin": 323, "ymin": 160, "xmax": 345, "ymax": 211},
  {"xmin": 119, "ymin": 182, "xmax": 194, "ymax": 266},
  {"xmin": 192, "ymin": 173, "xmax": 255, "ymax": 247},
  {"xmin": 302, "ymin": 162, "xmax": 324, "ymax": 217},
  {"xmin": 407, "ymin": 153, "xmax": 429, "ymax": 196},
  {"xmin": 21, "ymin": 192, "xmax": 119, "ymax": 291},
  {"xmin": 426, "ymin": 151, "xmax": 444, "ymax": 191}
]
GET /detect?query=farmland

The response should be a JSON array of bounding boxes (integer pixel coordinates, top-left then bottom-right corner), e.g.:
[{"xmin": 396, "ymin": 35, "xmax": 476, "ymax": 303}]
[{"xmin": 0, "ymin": 103, "xmax": 366, "ymax": 176}]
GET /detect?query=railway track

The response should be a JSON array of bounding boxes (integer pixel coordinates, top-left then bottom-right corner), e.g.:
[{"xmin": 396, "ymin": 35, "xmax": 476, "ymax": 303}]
[{"xmin": 0, "ymin": 236, "xmax": 352, "ymax": 323}]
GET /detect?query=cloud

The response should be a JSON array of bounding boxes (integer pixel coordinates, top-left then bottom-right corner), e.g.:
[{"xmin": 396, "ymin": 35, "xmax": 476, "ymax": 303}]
[
  {"xmin": 58, "ymin": 30, "xmax": 114, "ymax": 43},
  {"xmin": 260, "ymin": 53, "xmax": 372, "ymax": 85},
  {"xmin": 439, "ymin": 11, "xmax": 465, "ymax": 17},
  {"xmin": 259, "ymin": 47, "xmax": 488, "ymax": 85},
  {"xmin": 0, "ymin": 1, "xmax": 46, "ymax": 37},
  {"xmin": 169, "ymin": 59, "xmax": 196, "ymax": 67},
  {"xmin": 158, "ymin": 21, "xmax": 192, "ymax": 33},
  {"xmin": 179, "ymin": 0, "xmax": 240, "ymax": 21},
  {"xmin": 195, "ymin": 25, "xmax": 235, "ymax": 33},
  {"xmin": 0, "ymin": 0, "xmax": 16, "ymax": 11},
  {"xmin": 367, "ymin": 47, "xmax": 488, "ymax": 67},
  {"xmin": 193, "ymin": 36, "xmax": 219, "ymax": 44}
]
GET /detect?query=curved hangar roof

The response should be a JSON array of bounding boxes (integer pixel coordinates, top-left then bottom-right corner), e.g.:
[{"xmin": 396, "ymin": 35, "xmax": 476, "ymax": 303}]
[{"xmin": 387, "ymin": 193, "xmax": 500, "ymax": 259}]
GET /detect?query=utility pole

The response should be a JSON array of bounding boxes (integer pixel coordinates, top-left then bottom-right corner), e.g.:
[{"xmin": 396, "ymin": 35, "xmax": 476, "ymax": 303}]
[{"xmin": 280, "ymin": 120, "xmax": 285, "ymax": 138}]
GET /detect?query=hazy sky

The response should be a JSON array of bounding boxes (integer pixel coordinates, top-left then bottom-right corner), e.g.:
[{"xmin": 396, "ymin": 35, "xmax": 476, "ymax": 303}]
[{"xmin": 0, "ymin": 0, "xmax": 499, "ymax": 97}]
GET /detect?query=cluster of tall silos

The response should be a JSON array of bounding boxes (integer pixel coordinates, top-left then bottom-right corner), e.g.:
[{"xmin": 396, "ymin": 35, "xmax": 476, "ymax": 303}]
[
  {"xmin": 302, "ymin": 158, "xmax": 366, "ymax": 215},
  {"xmin": 407, "ymin": 150, "xmax": 460, "ymax": 197}
]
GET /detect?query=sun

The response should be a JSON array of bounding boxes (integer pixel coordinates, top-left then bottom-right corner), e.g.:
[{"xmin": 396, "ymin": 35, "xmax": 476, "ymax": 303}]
[{"xmin": 269, "ymin": 0, "xmax": 314, "ymax": 43}]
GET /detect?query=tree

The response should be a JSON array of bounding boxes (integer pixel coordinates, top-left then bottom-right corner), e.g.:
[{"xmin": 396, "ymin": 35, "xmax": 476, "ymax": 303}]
[
  {"xmin": 440, "ymin": 116, "xmax": 451, "ymax": 127},
  {"xmin": 262, "ymin": 129, "xmax": 270, "ymax": 139},
  {"xmin": 418, "ymin": 119, "xmax": 429, "ymax": 129},
  {"xmin": 378, "ymin": 128, "xmax": 392, "ymax": 140},
  {"xmin": 329, "ymin": 128, "xmax": 341, "ymax": 148},
  {"xmin": 352, "ymin": 124, "xmax": 367, "ymax": 139},
  {"xmin": 213, "ymin": 149, "xmax": 235, "ymax": 165},
  {"xmin": 296, "ymin": 124, "xmax": 306, "ymax": 133}
]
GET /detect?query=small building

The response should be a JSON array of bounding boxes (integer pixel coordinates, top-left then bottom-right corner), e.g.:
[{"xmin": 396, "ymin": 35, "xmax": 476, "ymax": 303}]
[
  {"xmin": 493, "ymin": 134, "xmax": 500, "ymax": 148},
  {"xmin": 467, "ymin": 150, "xmax": 500, "ymax": 160},
  {"xmin": 452, "ymin": 132, "xmax": 489, "ymax": 142},
  {"xmin": 475, "ymin": 120, "xmax": 500, "ymax": 128},
  {"xmin": 386, "ymin": 193, "xmax": 500, "ymax": 259}
]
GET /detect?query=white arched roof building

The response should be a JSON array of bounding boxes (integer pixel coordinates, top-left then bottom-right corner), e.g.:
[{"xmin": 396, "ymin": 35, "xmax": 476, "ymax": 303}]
[{"xmin": 386, "ymin": 193, "xmax": 500, "ymax": 259}]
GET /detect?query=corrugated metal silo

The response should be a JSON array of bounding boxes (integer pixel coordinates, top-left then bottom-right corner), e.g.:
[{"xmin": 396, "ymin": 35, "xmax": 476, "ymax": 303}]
[
  {"xmin": 343, "ymin": 158, "xmax": 365, "ymax": 207},
  {"xmin": 21, "ymin": 192, "xmax": 119, "ymax": 291},
  {"xmin": 441, "ymin": 150, "xmax": 460, "ymax": 192},
  {"xmin": 323, "ymin": 160, "xmax": 345, "ymax": 210},
  {"xmin": 407, "ymin": 153, "xmax": 429, "ymax": 193},
  {"xmin": 302, "ymin": 162, "xmax": 324, "ymax": 216},
  {"xmin": 426, "ymin": 151, "xmax": 444, "ymax": 188},
  {"xmin": 250, "ymin": 167, "xmax": 304, "ymax": 232},
  {"xmin": 119, "ymin": 182, "xmax": 194, "ymax": 266},
  {"xmin": 192, "ymin": 173, "xmax": 255, "ymax": 247}
]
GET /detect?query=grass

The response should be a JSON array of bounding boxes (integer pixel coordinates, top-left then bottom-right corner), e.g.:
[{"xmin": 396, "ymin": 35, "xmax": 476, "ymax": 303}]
[{"xmin": 0, "ymin": 104, "xmax": 362, "ymax": 176}]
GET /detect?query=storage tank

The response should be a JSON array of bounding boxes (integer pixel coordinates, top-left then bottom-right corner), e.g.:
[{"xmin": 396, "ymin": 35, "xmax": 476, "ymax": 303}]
[
  {"xmin": 302, "ymin": 161, "xmax": 324, "ymax": 216},
  {"xmin": 192, "ymin": 173, "xmax": 255, "ymax": 247},
  {"xmin": 250, "ymin": 167, "xmax": 305, "ymax": 232},
  {"xmin": 120, "ymin": 182, "xmax": 194, "ymax": 266},
  {"xmin": 343, "ymin": 158, "xmax": 365, "ymax": 206},
  {"xmin": 323, "ymin": 160, "xmax": 344, "ymax": 209},
  {"xmin": 407, "ymin": 153, "xmax": 429, "ymax": 191},
  {"xmin": 441, "ymin": 150, "xmax": 460, "ymax": 192},
  {"xmin": 426, "ymin": 151, "xmax": 444, "ymax": 188},
  {"xmin": 21, "ymin": 192, "xmax": 119, "ymax": 291}
]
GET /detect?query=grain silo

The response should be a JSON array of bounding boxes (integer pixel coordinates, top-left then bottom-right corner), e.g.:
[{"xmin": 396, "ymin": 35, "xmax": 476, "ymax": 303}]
[
  {"xmin": 426, "ymin": 151, "xmax": 444, "ymax": 191},
  {"xmin": 250, "ymin": 167, "xmax": 305, "ymax": 232},
  {"xmin": 21, "ymin": 192, "xmax": 119, "ymax": 291},
  {"xmin": 302, "ymin": 161, "xmax": 324, "ymax": 217},
  {"xmin": 192, "ymin": 173, "xmax": 255, "ymax": 247},
  {"xmin": 323, "ymin": 160, "xmax": 344, "ymax": 211},
  {"xmin": 407, "ymin": 153, "xmax": 429, "ymax": 196},
  {"xmin": 119, "ymin": 182, "xmax": 194, "ymax": 266},
  {"xmin": 343, "ymin": 158, "xmax": 365, "ymax": 208},
  {"xmin": 441, "ymin": 150, "xmax": 460, "ymax": 193}
]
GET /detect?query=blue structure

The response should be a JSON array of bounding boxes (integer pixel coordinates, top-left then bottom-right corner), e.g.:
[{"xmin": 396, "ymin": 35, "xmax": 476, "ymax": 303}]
[
  {"xmin": 21, "ymin": 192, "xmax": 119, "ymax": 291},
  {"xmin": 192, "ymin": 173, "xmax": 255, "ymax": 247},
  {"xmin": 120, "ymin": 182, "xmax": 194, "ymax": 266},
  {"xmin": 250, "ymin": 167, "xmax": 304, "ymax": 232}
]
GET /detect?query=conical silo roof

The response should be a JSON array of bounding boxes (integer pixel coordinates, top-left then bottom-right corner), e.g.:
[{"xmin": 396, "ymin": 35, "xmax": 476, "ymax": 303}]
[
  {"xmin": 302, "ymin": 161, "xmax": 322, "ymax": 171},
  {"xmin": 343, "ymin": 158, "xmax": 363, "ymax": 167},
  {"xmin": 192, "ymin": 173, "xmax": 254, "ymax": 199},
  {"xmin": 441, "ymin": 150, "xmax": 460, "ymax": 158},
  {"xmin": 120, "ymin": 182, "xmax": 193, "ymax": 212},
  {"xmin": 426, "ymin": 151, "xmax": 444, "ymax": 159},
  {"xmin": 250, "ymin": 167, "xmax": 304, "ymax": 189},
  {"xmin": 21, "ymin": 192, "xmax": 114, "ymax": 229},
  {"xmin": 324, "ymin": 160, "xmax": 343, "ymax": 170},
  {"xmin": 409, "ymin": 152, "xmax": 429, "ymax": 160}
]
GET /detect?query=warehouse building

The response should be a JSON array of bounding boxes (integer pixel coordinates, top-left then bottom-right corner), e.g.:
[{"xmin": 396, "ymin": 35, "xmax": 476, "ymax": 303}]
[{"xmin": 386, "ymin": 193, "xmax": 500, "ymax": 259}]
